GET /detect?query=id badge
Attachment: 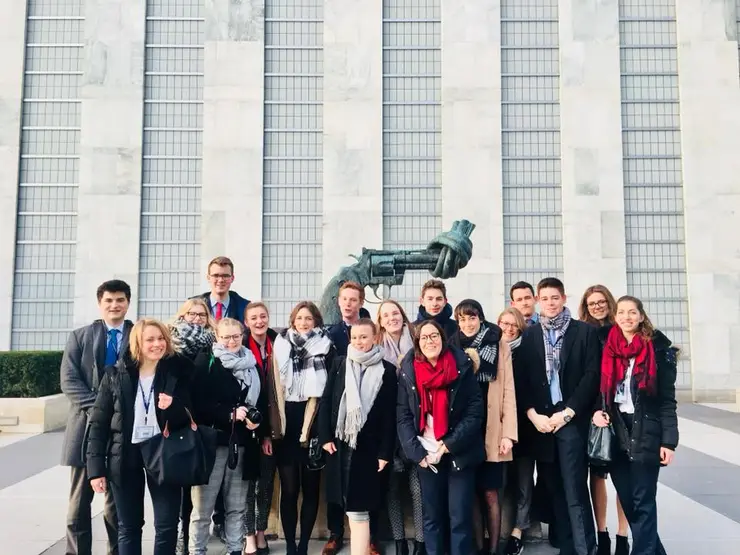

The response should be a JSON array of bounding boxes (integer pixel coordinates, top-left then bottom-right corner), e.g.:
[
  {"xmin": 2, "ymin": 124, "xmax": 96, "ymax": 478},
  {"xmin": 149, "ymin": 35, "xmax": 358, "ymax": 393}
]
[
  {"xmin": 614, "ymin": 381, "xmax": 628, "ymax": 404},
  {"xmin": 134, "ymin": 425, "xmax": 156, "ymax": 441}
]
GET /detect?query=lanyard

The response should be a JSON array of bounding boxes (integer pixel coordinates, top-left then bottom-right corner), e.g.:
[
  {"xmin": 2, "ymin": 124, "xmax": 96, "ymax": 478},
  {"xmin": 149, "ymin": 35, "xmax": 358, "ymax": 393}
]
[{"xmin": 139, "ymin": 379, "xmax": 155, "ymax": 425}]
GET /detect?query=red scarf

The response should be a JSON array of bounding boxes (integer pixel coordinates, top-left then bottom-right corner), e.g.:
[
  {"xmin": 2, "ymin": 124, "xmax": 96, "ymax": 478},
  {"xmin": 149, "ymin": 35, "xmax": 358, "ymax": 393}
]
[
  {"xmin": 247, "ymin": 334, "xmax": 272, "ymax": 380},
  {"xmin": 601, "ymin": 325, "xmax": 657, "ymax": 406},
  {"xmin": 414, "ymin": 349, "xmax": 458, "ymax": 440}
]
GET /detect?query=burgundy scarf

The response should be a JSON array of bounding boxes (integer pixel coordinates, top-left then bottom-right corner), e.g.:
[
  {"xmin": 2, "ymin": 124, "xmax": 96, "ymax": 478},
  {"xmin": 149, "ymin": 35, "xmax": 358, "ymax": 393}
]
[
  {"xmin": 601, "ymin": 325, "xmax": 657, "ymax": 406},
  {"xmin": 414, "ymin": 349, "xmax": 458, "ymax": 439},
  {"xmin": 247, "ymin": 334, "xmax": 272, "ymax": 380}
]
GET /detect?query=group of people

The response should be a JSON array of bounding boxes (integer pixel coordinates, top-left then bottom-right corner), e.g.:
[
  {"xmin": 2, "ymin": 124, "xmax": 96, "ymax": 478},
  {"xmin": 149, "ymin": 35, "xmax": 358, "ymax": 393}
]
[{"xmin": 60, "ymin": 255, "xmax": 679, "ymax": 555}]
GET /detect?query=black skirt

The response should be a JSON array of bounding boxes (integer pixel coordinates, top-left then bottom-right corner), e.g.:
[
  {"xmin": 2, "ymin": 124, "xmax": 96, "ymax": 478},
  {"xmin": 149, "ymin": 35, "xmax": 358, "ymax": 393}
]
[{"xmin": 274, "ymin": 400, "xmax": 309, "ymax": 466}]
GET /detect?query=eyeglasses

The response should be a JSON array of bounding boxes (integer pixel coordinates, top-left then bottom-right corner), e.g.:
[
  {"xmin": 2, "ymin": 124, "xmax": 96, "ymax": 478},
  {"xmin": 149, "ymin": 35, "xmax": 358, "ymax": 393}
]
[
  {"xmin": 186, "ymin": 311, "xmax": 208, "ymax": 320},
  {"xmin": 499, "ymin": 322, "xmax": 518, "ymax": 329},
  {"xmin": 209, "ymin": 273, "xmax": 232, "ymax": 281},
  {"xmin": 219, "ymin": 334, "xmax": 242, "ymax": 342},
  {"xmin": 587, "ymin": 299, "xmax": 608, "ymax": 309},
  {"xmin": 419, "ymin": 333, "xmax": 441, "ymax": 343}
]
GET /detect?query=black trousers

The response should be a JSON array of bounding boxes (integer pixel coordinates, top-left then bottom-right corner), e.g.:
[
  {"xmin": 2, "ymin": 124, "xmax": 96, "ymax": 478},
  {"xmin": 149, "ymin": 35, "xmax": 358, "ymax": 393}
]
[
  {"xmin": 66, "ymin": 465, "xmax": 118, "ymax": 555},
  {"xmin": 111, "ymin": 466, "xmax": 181, "ymax": 555},
  {"xmin": 610, "ymin": 453, "xmax": 666, "ymax": 554},
  {"xmin": 327, "ymin": 503, "xmax": 380, "ymax": 539},
  {"xmin": 538, "ymin": 424, "xmax": 597, "ymax": 555},
  {"xmin": 417, "ymin": 459, "xmax": 476, "ymax": 555}
]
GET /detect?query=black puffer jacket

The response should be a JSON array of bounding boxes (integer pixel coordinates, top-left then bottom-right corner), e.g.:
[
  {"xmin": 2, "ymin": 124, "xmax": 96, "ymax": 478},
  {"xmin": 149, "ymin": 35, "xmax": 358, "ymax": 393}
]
[
  {"xmin": 606, "ymin": 330, "xmax": 679, "ymax": 464},
  {"xmin": 397, "ymin": 346, "xmax": 484, "ymax": 471},
  {"xmin": 86, "ymin": 354, "xmax": 194, "ymax": 484}
]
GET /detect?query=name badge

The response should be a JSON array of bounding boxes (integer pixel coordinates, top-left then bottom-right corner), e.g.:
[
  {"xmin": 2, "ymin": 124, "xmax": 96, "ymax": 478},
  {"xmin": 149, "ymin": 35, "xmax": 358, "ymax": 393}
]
[
  {"xmin": 614, "ymin": 381, "xmax": 628, "ymax": 404},
  {"xmin": 134, "ymin": 425, "xmax": 156, "ymax": 440}
]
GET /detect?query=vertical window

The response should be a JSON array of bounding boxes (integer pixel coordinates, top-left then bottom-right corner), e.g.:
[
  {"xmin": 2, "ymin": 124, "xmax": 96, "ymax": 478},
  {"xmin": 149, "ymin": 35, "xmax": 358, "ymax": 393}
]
[
  {"xmin": 382, "ymin": 0, "xmax": 442, "ymax": 316},
  {"xmin": 501, "ymin": 0, "xmax": 563, "ymax": 296},
  {"xmin": 138, "ymin": 0, "xmax": 204, "ymax": 319},
  {"xmin": 261, "ymin": 0, "xmax": 324, "ymax": 326},
  {"xmin": 619, "ymin": 0, "xmax": 691, "ymax": 387},
  {"xmin": 12, "ymin": 0, "xmax": 84, "ymax": 349}
]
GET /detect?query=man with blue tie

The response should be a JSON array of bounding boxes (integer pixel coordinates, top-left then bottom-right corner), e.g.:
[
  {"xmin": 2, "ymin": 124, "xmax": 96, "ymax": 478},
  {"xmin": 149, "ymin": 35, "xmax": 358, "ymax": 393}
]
[
  {"xmin": 60, "ymin": 280, "xmax": 134, "ymax": 555},
  {"xmin": 515, "ymin": 277, "xmax": 600, "ymax": 555}
]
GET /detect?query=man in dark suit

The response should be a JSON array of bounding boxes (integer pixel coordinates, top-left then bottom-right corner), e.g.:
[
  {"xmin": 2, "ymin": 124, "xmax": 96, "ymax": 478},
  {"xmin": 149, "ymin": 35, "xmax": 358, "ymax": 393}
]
[
  {"xmin": 517, "ymin": 277, "xmax": 599, "ymax": 555},
  {"xmin": 195, "ymin": 256, "xmax": 250, "ymax": 322},
  {"xmin": 60, "ymin": 279, "xmax": 134, "ymax": 555}
]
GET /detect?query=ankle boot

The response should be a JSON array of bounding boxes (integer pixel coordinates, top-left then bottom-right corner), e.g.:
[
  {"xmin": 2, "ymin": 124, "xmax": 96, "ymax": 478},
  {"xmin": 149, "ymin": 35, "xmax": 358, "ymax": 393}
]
[
  {"xmin": 597, "ymin": 531, "xmax": 611, "ymax": 555},
  {"xmin": 615, "ymin": 535, "xmax": 629, "ymax": 555},
  {"xmin": 412, "ymin": 540, "xmax": 426, "ymax": 555},
  {"xmin": 395, "ymin": 540, "xmax": 409, "ymax": 555}
]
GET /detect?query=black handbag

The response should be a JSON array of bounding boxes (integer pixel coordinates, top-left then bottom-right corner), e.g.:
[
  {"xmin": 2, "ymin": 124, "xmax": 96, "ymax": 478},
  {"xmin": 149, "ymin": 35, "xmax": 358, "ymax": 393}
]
[
  {"xmin": 306, "ymin": 436, "xmax": 326, "ymax": 471},
  {"xmin": 587, "ymin": 420, "xmax": 614, "ymax": 465},
  {"xmin": 139, "ymin": 408, "xmax": 218, "ymax": 486}
]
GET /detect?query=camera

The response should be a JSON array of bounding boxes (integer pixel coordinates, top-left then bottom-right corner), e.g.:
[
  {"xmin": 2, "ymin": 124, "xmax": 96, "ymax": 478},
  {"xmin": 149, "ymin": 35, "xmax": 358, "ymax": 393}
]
[{"xmin": 244, "ymin": 405, "xmax": 262, "ymax": 425}]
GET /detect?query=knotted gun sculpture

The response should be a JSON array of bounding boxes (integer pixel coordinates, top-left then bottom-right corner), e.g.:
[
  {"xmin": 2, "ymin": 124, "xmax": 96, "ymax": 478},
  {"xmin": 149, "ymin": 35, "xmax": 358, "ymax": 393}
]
[{"xmin": 320, "ymin": 220, "xmax": 476, "ymax": 325}]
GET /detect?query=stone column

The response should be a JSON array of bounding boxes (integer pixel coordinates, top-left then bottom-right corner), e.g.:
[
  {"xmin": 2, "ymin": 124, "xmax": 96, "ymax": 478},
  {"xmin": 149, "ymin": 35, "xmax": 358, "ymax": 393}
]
[
  {"xmin": 321, "ymin": 0, "xmax": 383, "ymax": 282},
  {"xmin": 558, "ymin": 0, "xmax": 627, "ymax": 300},
  {"xmin": 440, "ymin": 2, "xmax": 504, "ymax": 308},
  {"xmin": 201, "ymin": 0, "xmax": 265, "ymax": 300},
  {"xmin": 74, "ymin": 0, "xmax": 146, "ymax": 324},
  {"xmin": 676, "ymin": 0, "xmax": 740, "ymax": 401},
  {"xmin": 0, "ymin": 0, "xmax": 27, "ymax": 348}
]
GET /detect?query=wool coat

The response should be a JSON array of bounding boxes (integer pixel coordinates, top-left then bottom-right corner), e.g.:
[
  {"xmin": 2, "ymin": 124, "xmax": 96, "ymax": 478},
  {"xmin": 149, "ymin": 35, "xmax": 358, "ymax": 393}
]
[
  {"xmin": 480, "ymin": 339, "xmax": 518, "ymax": 463},
  {"xmin": 86, "ymin": 354, "xmax": 194, "ymax": 484},
  {"xmin": 318, "ymin": 356, "xmax": 397, "ymax": 511},
  {"xmin": 60, "ymin": 319, "xmax": 134, "ymax": 467}
]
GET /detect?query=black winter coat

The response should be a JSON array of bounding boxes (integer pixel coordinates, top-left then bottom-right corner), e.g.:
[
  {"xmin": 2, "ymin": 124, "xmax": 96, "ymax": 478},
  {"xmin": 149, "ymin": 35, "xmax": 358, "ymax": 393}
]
[
  {"xmin": 86, "ymin": 354, "xmax": 194, "ymax": 484},
  {"xmin": 605, "ymin": 330, "xmax": 679, "ymax": 464},
  {"xmin": 516, "ymin": 319, "xmax": 601, "ymax": 462},
  {"xmin": 191, "ymin": 349, "xmax": 262, "ymax": 480},
  {"xmin": 318, "ymin": 356, "xmax": 397, "ymax": 511},
  {"xmin": 414, "ymin": 304, "xmax": 459, "ymax": 342},
  {"xmin": 397, "ymin": 346, "xmax": 484, "ymax": 471}
]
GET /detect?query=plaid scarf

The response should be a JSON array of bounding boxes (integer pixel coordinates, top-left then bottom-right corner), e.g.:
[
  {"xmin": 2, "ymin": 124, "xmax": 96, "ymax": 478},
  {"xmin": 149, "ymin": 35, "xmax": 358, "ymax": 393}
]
[
  {"xmin": 170, "ymin": 319, "xmax": 215, "ymax": 359},
  {"xmin": 601, "ymin": 325, "xmax": 657, "ymax": 406},
  {"xmin": 274, "ymin": 327, "xmax": 331, "ymax": 401},
  {"xmin": 540, "ymin": 307, "xmax": 572, "ymax": 385},
  {"xmin": 453, "ymin": 324, "xmax": 499, "ymax": 382}
]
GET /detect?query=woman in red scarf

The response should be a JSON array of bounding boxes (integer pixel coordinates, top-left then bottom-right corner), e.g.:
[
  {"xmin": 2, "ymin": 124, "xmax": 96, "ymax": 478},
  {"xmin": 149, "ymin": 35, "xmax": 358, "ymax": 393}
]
[
  {"xmin": 591, "ymin": 296, "xmax": 678, "ymax": 555},
  {"xmin": 397, "ymin": 320, "xmax": 485, "ymax": 555}
]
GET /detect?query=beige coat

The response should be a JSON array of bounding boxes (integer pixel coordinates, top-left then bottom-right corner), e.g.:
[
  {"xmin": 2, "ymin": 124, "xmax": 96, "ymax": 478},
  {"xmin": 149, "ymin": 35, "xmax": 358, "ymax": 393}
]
[{"xmin": 468, "ymin": 339, "xmax": 518, "ymax": 462}]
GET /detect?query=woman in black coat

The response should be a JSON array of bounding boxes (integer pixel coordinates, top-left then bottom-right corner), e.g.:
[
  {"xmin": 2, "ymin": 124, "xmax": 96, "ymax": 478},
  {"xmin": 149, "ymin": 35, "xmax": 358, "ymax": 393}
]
[
  {"xmin": 397, "ymin": 319, "xmax": 484, "ymax": 555},
  {"xmin": 87, "ymin": 319, "xmax": 194, "ymax": 555},
  {"xmin": 592, "ymin": 295, "xmax": 678, "ymax": 555},
  {"xmin": 189, "ymin": 317, "xmax": 262, "ymax": 555},
  {"xmin": 319, "ymin": 318, "xmax": 397, "ymax": 555}
]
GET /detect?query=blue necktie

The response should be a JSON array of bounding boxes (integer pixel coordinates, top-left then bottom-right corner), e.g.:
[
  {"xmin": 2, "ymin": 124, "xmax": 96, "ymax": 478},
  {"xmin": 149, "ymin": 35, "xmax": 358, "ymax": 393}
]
[{"xmin": 105, "ymin": 329, "xmax": 120, "ymax": 366}]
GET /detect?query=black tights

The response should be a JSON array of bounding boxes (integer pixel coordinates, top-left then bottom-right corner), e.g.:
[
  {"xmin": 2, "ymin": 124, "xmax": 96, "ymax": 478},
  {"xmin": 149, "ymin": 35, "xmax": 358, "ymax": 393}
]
[
  {"xmin": 278, "ymin": 462, "xmax": 321, "ymax": 551},
  {"xmin": 479, "ymin": 489, "xmax": 502, "ymax": 554}
]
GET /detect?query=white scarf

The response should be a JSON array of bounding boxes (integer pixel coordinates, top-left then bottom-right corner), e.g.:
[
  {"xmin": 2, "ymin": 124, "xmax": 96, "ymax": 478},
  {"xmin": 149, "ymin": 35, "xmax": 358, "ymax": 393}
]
[
  {"xmin": 380, "ymin": 325, "xmax": 414, "ymax": 371},
  {"xmin": 336, "ymin": 345, "xmax": 386, "ymax": 449},
  {"xmin": 274, "ymin": 328, "xmax": 332, "ymax": 401},
  {"xmin": 212, "ymin": 343, "xmax": 261, "ymax": 408}
]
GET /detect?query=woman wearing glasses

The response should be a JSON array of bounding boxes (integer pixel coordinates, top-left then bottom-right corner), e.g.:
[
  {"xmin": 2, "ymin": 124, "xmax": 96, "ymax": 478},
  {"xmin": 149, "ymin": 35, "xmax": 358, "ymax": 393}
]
[
  {"xmin": 397, "ymin": 320, "xmax": 484, "ymax": 555},
  {"xmin": 189, "ymin": 318, "xmax": 262, "ymax": 555},
  {"xmin": 579, "ymin": 285, "xmax": 629, "ymax": 555}
]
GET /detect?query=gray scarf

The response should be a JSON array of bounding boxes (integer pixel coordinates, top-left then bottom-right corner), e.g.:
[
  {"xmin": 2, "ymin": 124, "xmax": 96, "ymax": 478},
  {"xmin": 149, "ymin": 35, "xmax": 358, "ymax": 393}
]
[
  {"xmin": 274, "ymin": 328, "xmax": 332, "ymax": 401},
  {"xmin": 170, "ymin": 320, "xmax": 214, "ymax": 358},
  {"xmin": 212, "ymin": 343, "xmax": 261, "ymax": 408},
  {"xmin": 540, "ymin": 307, "xmax": 572, "ymax": 385},
  {"xmin": 507, "ymin": 335, "xmax": 523, "ymax": 351},
  {"xmin": 336, "ymin": 345, "xmax": 386, "ymax": 449},
  {"xmin": 380, "ymin": 325, "xmax": 414, "ymax": 371}
]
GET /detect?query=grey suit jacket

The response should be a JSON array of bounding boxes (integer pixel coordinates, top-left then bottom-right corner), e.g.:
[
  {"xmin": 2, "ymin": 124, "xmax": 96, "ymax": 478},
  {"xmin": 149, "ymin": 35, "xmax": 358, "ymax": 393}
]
[{"xmin": 60, "ymin": 319, "xmax": 134, "ymax": 467}]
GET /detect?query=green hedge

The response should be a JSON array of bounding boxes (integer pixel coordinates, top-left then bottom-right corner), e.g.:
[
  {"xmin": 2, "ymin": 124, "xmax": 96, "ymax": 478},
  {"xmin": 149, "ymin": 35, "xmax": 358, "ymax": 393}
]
[{"xmin": 0, "ymin": 351, "xmax": 63, "ymax": 398}]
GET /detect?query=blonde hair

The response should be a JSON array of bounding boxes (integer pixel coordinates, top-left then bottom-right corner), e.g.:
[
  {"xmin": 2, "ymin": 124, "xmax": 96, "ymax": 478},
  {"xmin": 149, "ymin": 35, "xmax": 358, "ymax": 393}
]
[
  {"xmin": 375, "ymin": 300, "xmax": 413, "ymax": 344},
  {"xmin": 245, "ymin": 301, "xmax": 270, "ymax": 322},
  {"xmin": 174, "ymin": 298, "xmax": 216, "ymax": 330},
  {"xmin": 497, "ymin": 307, "xmax": 526, "ymax": 337},
  {"xmin": 129, "ymin": 319, "xmax": 175, "ymax": 362},
  {"xmin": 216, "ymin": 317, "xmax": 244, "ymax": 335}
]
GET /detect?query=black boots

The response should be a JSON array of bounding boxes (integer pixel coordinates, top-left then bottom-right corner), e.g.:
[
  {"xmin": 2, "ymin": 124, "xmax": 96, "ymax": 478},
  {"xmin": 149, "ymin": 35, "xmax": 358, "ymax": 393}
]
[
  {"xmin": 412, "ymin": 540, "xmax": 426, "ymax": 555},
  {"xmin": 597, "ymin": 531, "xmax": 611, "ymax": 555},
  {"xmin": 615, "ymin": 535, "xmax": 630, "ymax": 555},
  {"xmin": 396, "ymin": 540, "xmax": 409, "ymax": 555}
]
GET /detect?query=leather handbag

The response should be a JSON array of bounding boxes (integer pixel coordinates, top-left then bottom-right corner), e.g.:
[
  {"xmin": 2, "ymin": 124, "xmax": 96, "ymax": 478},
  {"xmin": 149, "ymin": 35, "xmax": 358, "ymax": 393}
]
[
  {"xmin": 139, "ymin": 408, "xmax": 218, "ymax": 486},
  {"xmin": 587, "ymin": 420, "xmax": 614, "ymax": 465},
  {"xmin": 306, "ymin": 436, "xmax": 326, "ymax": 471}
]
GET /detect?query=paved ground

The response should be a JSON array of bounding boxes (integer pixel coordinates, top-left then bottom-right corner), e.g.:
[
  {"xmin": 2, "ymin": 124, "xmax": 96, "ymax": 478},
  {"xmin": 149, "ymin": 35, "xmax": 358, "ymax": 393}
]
[{"xmin": 2, "ymin": 402, "xmax": 740, "ymax": 554}]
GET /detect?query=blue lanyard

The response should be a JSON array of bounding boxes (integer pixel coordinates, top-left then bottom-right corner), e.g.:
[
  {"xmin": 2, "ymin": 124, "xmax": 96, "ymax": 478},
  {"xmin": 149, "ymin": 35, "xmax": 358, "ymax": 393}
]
[{"xmin": 139, "ymin": 380, "xmax": 155, "ymax": 425}]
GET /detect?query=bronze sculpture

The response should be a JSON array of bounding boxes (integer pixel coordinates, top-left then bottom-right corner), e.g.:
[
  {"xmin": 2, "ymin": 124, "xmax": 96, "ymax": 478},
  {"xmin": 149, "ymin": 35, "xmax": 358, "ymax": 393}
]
[{"xmin": 320, "ymin": 220, "xmax": 476, "ymax": 325}]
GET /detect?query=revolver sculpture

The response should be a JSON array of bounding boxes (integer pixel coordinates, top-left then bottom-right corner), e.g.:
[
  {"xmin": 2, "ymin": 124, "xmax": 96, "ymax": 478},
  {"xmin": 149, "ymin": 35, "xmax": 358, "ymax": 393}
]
[{"xmin": 319, "ymin": 219, "xmax": 476, "ymax": 325}]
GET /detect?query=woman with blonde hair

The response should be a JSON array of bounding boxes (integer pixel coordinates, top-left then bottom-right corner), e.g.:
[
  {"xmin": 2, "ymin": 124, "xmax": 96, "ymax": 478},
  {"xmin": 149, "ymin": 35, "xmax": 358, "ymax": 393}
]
[
  {"xmin": 376, "ymin": 300, "xmax": 425, "ymax": 555},
  {"xmin": 578, "ymin": 284, "xmax": 629, "ymax": 555},
  {"xmin": 171, "ymin": 298, "xmax": 216, "ymax": 360},
  {"xmin": 87, "ymin": 319, "xmax": 195, "ymax": 555}
]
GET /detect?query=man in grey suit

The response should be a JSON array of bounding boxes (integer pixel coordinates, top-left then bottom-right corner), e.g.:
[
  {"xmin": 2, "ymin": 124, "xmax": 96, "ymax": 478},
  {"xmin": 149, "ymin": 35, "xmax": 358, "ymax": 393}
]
[{"xmin": 61, "ymin": 279, "xmax": 134, "ymax": 555}]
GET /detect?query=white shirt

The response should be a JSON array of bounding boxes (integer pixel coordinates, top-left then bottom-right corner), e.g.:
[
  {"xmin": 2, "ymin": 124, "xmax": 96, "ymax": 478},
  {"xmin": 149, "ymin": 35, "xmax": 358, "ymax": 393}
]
[
  {"xmin": 617, "ymin": 358, "xmax": 636, "ymax": 415},
  {"xmin": 132, "ymin": 375, "xmax": 162, "ymax": 444}
]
